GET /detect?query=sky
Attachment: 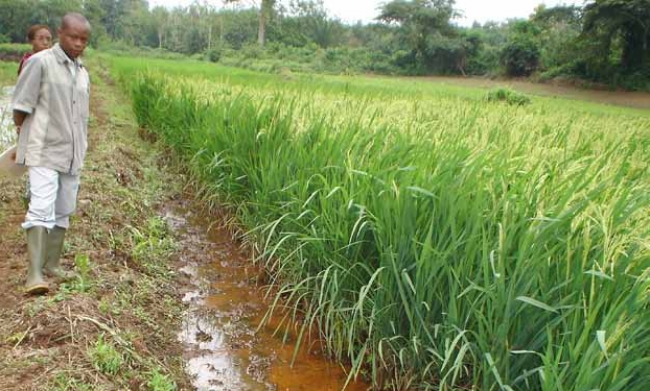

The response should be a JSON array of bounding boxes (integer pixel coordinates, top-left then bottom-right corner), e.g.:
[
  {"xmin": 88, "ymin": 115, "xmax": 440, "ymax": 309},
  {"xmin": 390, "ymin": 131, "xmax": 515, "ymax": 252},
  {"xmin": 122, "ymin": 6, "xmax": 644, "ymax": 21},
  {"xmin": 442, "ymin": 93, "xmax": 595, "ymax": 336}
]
[{"xmin": 148, "ymin": 0, "xmax": 587, "ymax": 27}]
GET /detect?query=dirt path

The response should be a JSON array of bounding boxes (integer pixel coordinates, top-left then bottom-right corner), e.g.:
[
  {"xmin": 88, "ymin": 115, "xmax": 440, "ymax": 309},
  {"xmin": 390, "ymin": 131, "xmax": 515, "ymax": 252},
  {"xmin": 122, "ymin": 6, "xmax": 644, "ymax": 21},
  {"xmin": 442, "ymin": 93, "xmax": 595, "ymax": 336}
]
[
  {"xmin": 0, "ymin": 62, "xmax": 192, "ymax": 390},
  {"xmin": 412, "ymin": 75, "xmax": 650, "ymax": 110}
]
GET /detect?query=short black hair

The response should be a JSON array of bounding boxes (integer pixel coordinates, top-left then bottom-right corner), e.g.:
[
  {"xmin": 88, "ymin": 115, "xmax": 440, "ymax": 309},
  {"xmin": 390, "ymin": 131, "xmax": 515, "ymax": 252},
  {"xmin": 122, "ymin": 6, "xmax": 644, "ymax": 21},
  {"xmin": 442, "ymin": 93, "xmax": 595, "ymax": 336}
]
[{"xmin": 61, "ymin": 12, "xmax": 91, "ymax": 31}]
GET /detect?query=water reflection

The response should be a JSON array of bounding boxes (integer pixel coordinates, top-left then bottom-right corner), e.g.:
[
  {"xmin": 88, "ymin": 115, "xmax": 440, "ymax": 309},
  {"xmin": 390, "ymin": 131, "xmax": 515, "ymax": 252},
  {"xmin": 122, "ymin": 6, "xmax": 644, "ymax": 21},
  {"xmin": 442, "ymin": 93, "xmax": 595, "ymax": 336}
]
[
  {"xmin": 167, "ymin": 204, "xmax": 368, "ymax": 391},
  {"xmin": 0, "ymin": 86, "xmax": 16, "ymax": 150}
]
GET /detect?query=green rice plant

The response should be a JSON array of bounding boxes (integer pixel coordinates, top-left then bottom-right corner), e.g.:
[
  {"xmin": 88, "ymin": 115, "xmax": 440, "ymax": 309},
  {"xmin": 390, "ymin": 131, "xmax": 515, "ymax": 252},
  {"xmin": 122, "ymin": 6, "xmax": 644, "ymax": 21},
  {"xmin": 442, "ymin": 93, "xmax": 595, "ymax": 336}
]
[{"xmin": 116, "ymin": 57, "xmax": 650, "ymax": 391}]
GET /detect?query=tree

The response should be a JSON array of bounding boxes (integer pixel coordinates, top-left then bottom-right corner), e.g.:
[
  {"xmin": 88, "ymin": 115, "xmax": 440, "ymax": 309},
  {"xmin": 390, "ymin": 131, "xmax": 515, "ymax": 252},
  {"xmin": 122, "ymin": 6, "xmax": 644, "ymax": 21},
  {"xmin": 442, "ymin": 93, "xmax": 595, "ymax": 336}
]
[
  {"xmin": 99, "ymin": 0, "xmax": 121, "ymax": 40},
  {"xmin": 582, "ymin": 0, "xmax": 650, "ymax": 74},
  {"xmin": 151, "ymin": 6, "xmax": 169, "ymax": 49},
  {"xmin": 501, "ymin": 21, "xmax": 540, "ymax": 76},
  {"xmin": 275, "ymin": 0, "xmax": 345, "ymax": 47},
  {"xmin": 224, "ymin": 0, "xmax": 276, "ymax": 46},
  {"xmin": 530, "ymin": 5, "xmax": 581, "ymax": 70},
  {"xmin": 378, "ymin": 0, "xmax": 461, "ymax": 73}
]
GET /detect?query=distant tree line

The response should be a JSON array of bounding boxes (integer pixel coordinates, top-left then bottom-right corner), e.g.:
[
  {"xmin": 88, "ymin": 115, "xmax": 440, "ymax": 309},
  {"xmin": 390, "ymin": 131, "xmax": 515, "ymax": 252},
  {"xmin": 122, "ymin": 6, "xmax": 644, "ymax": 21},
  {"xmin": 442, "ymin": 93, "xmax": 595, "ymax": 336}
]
[{"xmin": 0, "ymin": 0, "xmax": 648, "ymax": 89}]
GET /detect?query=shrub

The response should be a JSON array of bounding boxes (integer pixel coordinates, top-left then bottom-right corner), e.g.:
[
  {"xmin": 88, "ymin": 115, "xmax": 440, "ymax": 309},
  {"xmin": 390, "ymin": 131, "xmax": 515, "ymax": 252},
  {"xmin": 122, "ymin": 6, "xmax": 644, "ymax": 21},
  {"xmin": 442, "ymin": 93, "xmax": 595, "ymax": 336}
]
[
  {"xmin": 0, "ymin": 43, "xmax": 30, "ymax": 60},
  {"xmin": 501, "ymin": 38, "xmax": 540, "ymax": 77},
  {"xmin": 206, "ymin": 46, "xmax": 222, "ymax": 63},
  {"xmin": 486, "ymin": 87, "xmax": 532, "ymax": 106}
]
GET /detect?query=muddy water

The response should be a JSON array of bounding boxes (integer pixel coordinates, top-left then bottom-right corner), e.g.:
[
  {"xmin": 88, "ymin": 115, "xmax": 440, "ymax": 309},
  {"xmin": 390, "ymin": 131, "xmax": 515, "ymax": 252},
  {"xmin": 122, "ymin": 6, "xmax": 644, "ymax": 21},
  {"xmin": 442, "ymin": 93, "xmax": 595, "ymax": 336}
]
[
  {"xmin": 166, "ymin": 201, "xmax": 368, "ymax": 391},
  {"xmin": 0, "ymin": 86, "xmax": 16, "ymax": 150}
]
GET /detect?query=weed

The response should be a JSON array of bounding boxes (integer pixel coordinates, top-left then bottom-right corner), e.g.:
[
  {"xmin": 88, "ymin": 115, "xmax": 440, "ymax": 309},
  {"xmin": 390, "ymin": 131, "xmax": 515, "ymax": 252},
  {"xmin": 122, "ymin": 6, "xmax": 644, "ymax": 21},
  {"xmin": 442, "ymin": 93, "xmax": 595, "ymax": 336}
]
[
  {"xmin": 60, "ymin": 253, "xmax": 92, "ymax": 293},
  {"xmin": 129, "ymin": 217, "xmax": 177, "ymax": 277},
  {"xmin": 88, "ymin": 334, "xmax": 123, "ymax": 376},
  {"xmin": 147, "ymin": 369, "xmax": 177, "ymax": 391},
  {"xmin": 51, "ymin": 373, "xmax": 93, "ymax": 391}
]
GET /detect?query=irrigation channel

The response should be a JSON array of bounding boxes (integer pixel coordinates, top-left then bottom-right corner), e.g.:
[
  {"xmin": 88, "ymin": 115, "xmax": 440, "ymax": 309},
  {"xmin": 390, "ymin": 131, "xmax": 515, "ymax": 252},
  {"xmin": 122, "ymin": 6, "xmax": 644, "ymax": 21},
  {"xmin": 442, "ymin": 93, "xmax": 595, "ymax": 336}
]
[{"xmin": 166, "ymin": 200, "xmax": 368, "ymax": 391}]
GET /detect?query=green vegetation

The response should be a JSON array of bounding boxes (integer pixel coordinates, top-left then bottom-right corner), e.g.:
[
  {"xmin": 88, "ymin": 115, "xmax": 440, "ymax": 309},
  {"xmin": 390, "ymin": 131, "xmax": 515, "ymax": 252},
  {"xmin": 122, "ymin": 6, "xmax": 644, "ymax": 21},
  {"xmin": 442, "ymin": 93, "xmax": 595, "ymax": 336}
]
[
  {"xmin": 486, "ymin": 88, "xmax": 531, "ymax": 106},
  {"xmin": 0, "ymin": 43, "xmax": 29, "ymax": 58},
  {"xmin": 52, "ymin": 373, "xmax": 93, "ymax": 391},
  {"xmin": 0, "ymin": 60, "xmax": 17, "ymax": 86},
  {"xmin": 147, "ymin": 369, "xmax": 177, "ymax": 391},
  {"xmin": 112, "ymin": 55, "xmax": 650, "ymax": 391},
  {"xmin": 88, "ymin": 334, "xmax": 124, "ymax": 376},
  {"xmin": 129, "ymin": 217, "xmax": 177, "ymax": 278},
  {"xmin": 109, "ymin": 56, "xmax": 649, "ymax": 118},
  {"xmin": 1, "ymin": 0, "xmax": 649, "ymax": 89}
]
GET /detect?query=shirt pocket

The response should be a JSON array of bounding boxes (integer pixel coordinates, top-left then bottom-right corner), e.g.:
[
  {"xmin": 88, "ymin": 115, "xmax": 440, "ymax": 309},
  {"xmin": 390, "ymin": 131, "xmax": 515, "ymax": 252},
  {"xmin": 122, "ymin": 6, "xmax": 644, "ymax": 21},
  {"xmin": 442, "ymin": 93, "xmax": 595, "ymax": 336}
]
[
  {"xmin": 76, "ymin": 73, "xmax": 91, "ymax": 120},
  {"xmin": 44, "ymin": 121, "xmax": 68, "ymax": 146},
  {"xmin": 79, "ymin": 89, "xmax": 90, "ymax": 120}
]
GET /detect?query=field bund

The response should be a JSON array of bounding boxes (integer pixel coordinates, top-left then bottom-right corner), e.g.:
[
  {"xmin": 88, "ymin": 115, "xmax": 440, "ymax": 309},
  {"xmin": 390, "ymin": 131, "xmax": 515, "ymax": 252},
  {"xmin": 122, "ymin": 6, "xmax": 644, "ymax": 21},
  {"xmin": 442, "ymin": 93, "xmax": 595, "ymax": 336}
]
[{"xmin": 111, "ymin": 56, "xmax": 650, "ymax": 391}]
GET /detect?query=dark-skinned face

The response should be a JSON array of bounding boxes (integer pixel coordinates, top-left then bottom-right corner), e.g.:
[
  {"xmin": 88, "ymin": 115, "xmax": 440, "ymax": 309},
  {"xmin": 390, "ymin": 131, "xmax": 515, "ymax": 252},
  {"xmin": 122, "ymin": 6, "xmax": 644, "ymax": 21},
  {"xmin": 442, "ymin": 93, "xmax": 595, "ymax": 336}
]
[
  {"xmin": 31, "ymin": 28, "xmax": 52, "ymax": 53},
  {"xmin": 57, "ymin": 20, "xmax": 90, "ymax": 59}
]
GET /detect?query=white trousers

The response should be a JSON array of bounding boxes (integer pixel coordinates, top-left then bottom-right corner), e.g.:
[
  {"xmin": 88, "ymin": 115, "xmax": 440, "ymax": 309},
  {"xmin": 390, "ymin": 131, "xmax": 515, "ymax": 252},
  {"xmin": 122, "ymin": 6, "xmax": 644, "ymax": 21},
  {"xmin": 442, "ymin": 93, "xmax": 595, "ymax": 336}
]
[{"xmin": 23, "ymin": 167, "xmax": 80, "ymax": 230}]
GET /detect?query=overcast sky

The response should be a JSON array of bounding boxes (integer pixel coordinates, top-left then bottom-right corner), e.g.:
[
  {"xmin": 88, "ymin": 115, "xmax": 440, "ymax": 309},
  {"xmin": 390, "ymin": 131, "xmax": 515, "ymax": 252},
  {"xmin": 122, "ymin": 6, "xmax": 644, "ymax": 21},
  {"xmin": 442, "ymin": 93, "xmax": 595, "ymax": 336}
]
[{"xmin": 148, "ymin": 0, "xmax": 587, "ymax": 26}]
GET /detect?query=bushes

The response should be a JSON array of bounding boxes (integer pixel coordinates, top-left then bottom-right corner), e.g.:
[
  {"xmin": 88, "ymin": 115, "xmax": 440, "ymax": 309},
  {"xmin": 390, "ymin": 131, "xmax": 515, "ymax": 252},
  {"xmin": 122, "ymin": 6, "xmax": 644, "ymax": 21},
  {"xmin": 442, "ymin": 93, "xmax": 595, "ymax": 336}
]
[
  {"xmin": 486, "ymin": 88, "xmax": 532, "ymax": 106},
  {"xmin": 501, "ymin": 38, "xmax": 540, "ymax": 77},
  {"xmin": 211, "ymin": 42, "xmax": 400, "ymax": 76},
  {"xmin": 0, "ymin": 43, "xmax": 30, "ymax": 61},
  {"xmin": 205, "ymin": 46, "xmax": 222, "ymax": 63}
]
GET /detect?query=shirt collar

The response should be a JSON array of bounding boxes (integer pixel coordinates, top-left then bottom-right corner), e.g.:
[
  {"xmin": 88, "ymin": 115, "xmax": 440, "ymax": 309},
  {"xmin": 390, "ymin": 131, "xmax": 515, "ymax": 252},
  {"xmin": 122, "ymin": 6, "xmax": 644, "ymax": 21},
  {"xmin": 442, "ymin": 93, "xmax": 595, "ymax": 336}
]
[{"xmin": 52, "ymin": 43, "xmax": 84, "ymax": 68}]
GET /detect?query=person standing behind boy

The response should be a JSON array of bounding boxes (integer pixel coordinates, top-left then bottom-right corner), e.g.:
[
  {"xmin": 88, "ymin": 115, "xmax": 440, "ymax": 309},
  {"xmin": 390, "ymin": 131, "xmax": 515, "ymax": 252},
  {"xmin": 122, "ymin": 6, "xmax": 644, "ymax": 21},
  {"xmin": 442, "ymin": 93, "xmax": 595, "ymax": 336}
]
[
  {"xmin": 18, "ymin": 25, "xmax": 53, "ymax": 75},
  {"xmin": 12, "ymin": 13, "xmax": 91, "ymax": 295},
  {"xmin": 17, "ymin": 25, "xmax": 53, "ymax": 206}
]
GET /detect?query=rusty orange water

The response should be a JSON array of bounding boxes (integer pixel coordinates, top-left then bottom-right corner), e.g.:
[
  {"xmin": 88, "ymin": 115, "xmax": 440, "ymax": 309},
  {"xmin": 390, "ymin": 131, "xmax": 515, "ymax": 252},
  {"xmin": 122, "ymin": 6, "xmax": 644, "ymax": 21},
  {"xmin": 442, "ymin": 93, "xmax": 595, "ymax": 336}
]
[{"xmin": 167, "ymin": 202, "xmax": 368, "ymax": 391}]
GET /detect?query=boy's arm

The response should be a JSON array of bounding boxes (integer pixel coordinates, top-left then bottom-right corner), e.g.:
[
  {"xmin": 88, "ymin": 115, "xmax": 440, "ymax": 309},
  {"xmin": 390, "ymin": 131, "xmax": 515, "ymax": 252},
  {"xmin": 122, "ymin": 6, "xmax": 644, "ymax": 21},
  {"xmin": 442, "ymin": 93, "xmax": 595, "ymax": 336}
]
[{"xmin": 13, "ymin": 110, "xmax": 28, "ymax": 134}]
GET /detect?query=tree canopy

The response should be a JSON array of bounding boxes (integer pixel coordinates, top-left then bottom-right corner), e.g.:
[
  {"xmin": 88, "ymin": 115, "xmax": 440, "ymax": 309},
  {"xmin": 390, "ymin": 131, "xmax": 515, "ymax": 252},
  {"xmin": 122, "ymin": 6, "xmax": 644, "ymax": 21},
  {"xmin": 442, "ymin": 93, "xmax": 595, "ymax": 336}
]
[{"xmin": 0, "ymin": 0, "xmax": 648, "ymax": 89}]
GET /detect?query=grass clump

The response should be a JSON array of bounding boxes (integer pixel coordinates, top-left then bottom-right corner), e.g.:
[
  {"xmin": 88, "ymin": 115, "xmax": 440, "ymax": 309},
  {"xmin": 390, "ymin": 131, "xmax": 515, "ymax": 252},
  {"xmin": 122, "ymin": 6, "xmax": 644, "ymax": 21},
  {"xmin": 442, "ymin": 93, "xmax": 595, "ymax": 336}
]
[
  {"xmin": 52, "ymin": 373, "xmax": 93, "ymax": 391},
  {"xmin": 486, "ymin": 87, "xmax": 532, "ymax": 105},
  {"xmin": 147, "ymin": 369, "xmax": 177, "ymax": 391},
  {"xmin": 129, "ymin": 216, "xmax": 177, "ymax": 277},
  {"xmin": 88, "ymin": 334, "xmax": 124, "ymax": 376}
]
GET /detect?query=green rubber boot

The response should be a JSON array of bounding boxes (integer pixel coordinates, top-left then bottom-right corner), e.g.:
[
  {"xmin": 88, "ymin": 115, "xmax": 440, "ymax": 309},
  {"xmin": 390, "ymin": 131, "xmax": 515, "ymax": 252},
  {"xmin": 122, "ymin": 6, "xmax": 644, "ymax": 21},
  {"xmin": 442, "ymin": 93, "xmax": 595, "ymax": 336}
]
[
  {"xmin": 43, "ymin": 226, "xmax": 74, "ymax": 280},
  {"xmin": 25, "ymin": 227, "xmax": 49, "ymax": 295}
]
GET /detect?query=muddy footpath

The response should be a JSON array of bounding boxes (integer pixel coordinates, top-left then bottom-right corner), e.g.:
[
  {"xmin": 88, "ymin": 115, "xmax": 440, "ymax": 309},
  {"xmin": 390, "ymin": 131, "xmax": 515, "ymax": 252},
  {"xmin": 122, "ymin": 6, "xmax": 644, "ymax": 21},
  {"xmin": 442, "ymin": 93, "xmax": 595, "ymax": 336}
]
[{"xmin": 168, "ymin": 201, "xmax": 366, "ymax": 391}]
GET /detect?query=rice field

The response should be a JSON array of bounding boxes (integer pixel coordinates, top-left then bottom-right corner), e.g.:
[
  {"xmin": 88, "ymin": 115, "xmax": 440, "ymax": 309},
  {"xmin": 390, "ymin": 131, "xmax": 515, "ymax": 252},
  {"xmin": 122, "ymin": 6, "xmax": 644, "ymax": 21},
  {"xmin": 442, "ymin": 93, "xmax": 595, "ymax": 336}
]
[{"xmin": 110, "ymin": 56, "xmax": 650, "ymax": 391}]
